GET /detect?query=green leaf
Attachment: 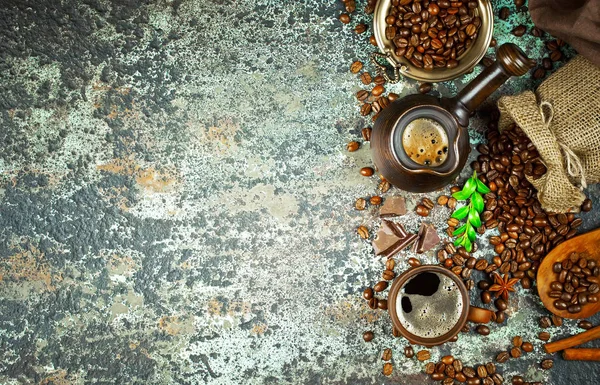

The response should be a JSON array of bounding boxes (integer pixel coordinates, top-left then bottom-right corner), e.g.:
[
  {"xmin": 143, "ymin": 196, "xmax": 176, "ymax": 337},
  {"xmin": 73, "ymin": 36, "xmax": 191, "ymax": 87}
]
[
  {"xmin": 453, "ymin": 224, "xmax": 467, "ymax": 236},
  {"xmin": 452, "ymin": 189, "xmax": 471, "ymax": 201},
  {"xmin": 454, "ymin": 236, "xmax": 464, "ymax": 247},
  {"xmin": 468, "ymin": 207, "xmax": 482, "ymax": 227},
  {"xmin": 463, "ymin": 177, "xmax": 477, "ymax": 195},
  {"xmin": 464, "ymin": 239, "xmax": 473, "ymax": 252},
  {"xmin": 476, "ymin": 178, "xmax": 491, "ymax": 194},
  {"xmin": 472, "ymin": 192, "xmax": 484, "ymax": 213},
  {"xmin": 467, "ymin": 223, "xmax": 477, "ymax": 242},
  {"xmin": 451, "ymin": 206, "xmax": 469, "ymax": 220}
]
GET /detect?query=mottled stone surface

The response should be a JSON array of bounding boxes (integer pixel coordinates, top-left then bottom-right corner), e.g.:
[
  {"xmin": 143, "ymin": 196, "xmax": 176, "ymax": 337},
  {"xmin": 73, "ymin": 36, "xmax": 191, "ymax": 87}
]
[{"xmin": 0, "ymin": 0, "xmax": 599, "ymax": 384}]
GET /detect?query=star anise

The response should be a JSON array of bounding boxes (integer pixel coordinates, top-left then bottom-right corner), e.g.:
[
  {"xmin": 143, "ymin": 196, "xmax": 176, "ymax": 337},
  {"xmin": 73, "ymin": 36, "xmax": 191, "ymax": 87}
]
[{"xmin": 488, "ymin": 273, "xmax": 520, "ymax": 301}]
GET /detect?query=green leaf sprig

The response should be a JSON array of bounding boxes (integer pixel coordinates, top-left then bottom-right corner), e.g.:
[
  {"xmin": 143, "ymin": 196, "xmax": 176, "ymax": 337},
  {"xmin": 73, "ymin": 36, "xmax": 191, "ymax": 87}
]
[{"xmin": 451, "ymin": 171, "xmax": 490, "ymax": 252}]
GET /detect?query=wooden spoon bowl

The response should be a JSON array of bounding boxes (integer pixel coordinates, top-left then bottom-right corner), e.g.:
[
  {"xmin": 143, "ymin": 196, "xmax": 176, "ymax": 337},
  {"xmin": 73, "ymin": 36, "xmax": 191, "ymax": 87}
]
[{"xmin": 537, "ymin": 228, "xmax": 600, "ymax": 319}]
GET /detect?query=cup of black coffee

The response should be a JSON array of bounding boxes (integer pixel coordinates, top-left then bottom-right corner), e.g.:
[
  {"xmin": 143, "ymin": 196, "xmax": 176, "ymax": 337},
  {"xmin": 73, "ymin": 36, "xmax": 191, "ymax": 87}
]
[{"xmin": 388, "ymin": 265, "xmax": 493, "ymax": 346}]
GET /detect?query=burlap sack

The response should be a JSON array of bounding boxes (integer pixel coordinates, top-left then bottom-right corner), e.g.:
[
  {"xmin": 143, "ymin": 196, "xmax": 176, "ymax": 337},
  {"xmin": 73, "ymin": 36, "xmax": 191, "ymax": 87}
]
[{"xmin": 498, "ymin": 56, "xmax": 600, "ymax": 213}]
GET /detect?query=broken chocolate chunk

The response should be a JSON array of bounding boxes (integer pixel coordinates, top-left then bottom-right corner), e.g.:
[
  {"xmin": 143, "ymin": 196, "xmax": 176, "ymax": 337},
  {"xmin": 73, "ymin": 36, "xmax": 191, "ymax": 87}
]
[
  {"xmin": 415, "ymin": 223, "xmax": 440, "ymax": 253},
  {"xmin": 379, "ymin": 196, "xmax": 407, "ymax": 217}
]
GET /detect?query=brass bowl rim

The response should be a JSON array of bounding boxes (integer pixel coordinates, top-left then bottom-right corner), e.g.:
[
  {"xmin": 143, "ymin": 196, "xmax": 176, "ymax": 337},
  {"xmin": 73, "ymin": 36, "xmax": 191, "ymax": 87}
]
[{"xmin": 373, "ymin": 0, "xmax": 494, "ymax": 82}]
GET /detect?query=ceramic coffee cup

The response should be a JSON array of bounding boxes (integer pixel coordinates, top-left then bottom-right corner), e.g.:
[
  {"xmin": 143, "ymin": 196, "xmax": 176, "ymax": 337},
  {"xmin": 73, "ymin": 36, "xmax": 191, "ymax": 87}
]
[{"xmin": 388, "ymin": 265, "xmax": 493, "ymax": 347}]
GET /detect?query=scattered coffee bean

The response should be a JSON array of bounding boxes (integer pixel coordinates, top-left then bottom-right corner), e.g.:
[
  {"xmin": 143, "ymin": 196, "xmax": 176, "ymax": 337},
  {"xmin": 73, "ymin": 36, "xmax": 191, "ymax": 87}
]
[
  {"xmin": 538, "ymin": 331, "xmax": 550, "ymax": 341},
  {"xmin": 521, "ymin": 342, "xmax": 533, "ymax": 352},
  {"xmin": 551, "ymin": 314, "xmax": 563, "ymax": 327},
  {"xmin": 541, "ymin": 359, "xmax": 553, "ymax": 370},
  {"xmin": 404, "ymin": 345, "xmax": 415, "ymax": 358},
  {"xmin": 354, "ymin": 23, "xmax": 367, "ymax": 34},
  {"xmin": 582, "ymin": 198, "xmax": 593, "ymax": 212},
  {"xmin": 510, "ymin": 347, "xmax": 521, "ymax": 358},
  {"xmin": 346, "ymin": 141, "xmax": 360, "ymax": 152},
  {"xmin": 360, "ymin": 167, "xmax": 374, "ymax": 177},
  {"xmin": 417, "ymin": 350, "xmax": 431, "ymax": 361},
  {"xmin": 363, "ymin": 331, "xmax": 374, "ymax": 342},
  {"xmin": 476, "ymin": 325, "xmax": 490, "ymax": 336},
  {"xmin": 408, "ymin": 257, "xmax": 422, "ymax": 267},
  {"xmin": 425, "ymin": 362, "xmax": 436, "ymax": 375},
  {"xmin": 578, "ymin": 320, "xmax": 593, "ymax": 330},
  {"xmin": 360, "ymin": 72, "xmax": 372, "ymax": 85},
  {"xmin": 512, "ymin": 25, "xmax": 526, "ymax": 37},
  {"xmin": 416, "ymin": 205, "xmax": 430, "ymax": 217},
  {"xmin": 422, "ymin": 197, "xmax": 435, "ymax": 210},
  {"xmin": 386, "ymin": 258, "xmax": 396, "ymax": 271},
  {"xmin": 418, "ymin": 82, "xmax": 432, "ymax": 94},
  {"xmin": 362, "ymin": 127, "xmax": 372, "ymax": 141},
  {"xmin": 499, "ymin": 7, "xmax": 510, "ymax": 20},
  {"xmin": 382, "ymin": 348, "xmax": 392, "ymax": 361},
  {"xmin": 383, "ymin": 362, "xmax": 393, "ymax": 376},
  {"xmin": 512, "ymin": 376, "xmax": 524, "ymax": 385},
  {"xmin": 512, "ymin": 336, "xmax": 523, "ymax": 347},
  {"xmin": 350, "ymin": 61, "xmax": 363, "ymax": 73},
  {"xmin": 355, "ymin": 198, "xmax": 367, "ymax": 210},
  {"xmin": 496, "ymin": 352, "xmax": 509, "ymax": 363},
  {"xmin": 363, "ymin": 287, "xmax": 373, "ymax": 300},
  {"xmin": 373, "ymin": 281, "xmax": 388, "ymax": 292},
  {"xmin": 339, "ymin": 13, "xmax": 351, "ymax": 24},
  {"xmin": 477, "ymin": 365, "xmax": 488, "ymax": 378},
  {"xmin": 438, "ymin": 195, "xmax": 449, "ymax": 206},
  {"xmin": 357, "ymin": 225, "xmax": 369, "ymax": 239},
  {"xmin": 539, "ymin": 316, "xmax": 551, "ymax": 328}
]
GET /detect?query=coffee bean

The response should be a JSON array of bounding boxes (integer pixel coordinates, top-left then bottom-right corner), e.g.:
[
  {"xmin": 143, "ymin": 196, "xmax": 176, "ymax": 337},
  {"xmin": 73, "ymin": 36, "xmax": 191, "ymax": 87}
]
[
  {"xmin": 357, "ymin": 225, "xmax": 369, "ymax": 239},
  {"xmin": 496, "ymin": 352, "xmax": 509, "ymax": 363},
  {"xmin": 512, "ymin": 336, "xmax": 523, "ymax": 347},
  {"xmin": 363, "ymin": 287, "xmax": 373, "ymax": 300},
  {"xmin": 539, "ymin": 316, "xmax": 551, "ymax": 328},
  {"xmin": 541, "ymin": 359, "xmax": 553, "ymax": 370},
  {"xmin": 380, "ymin": 348, "xmax": 392, "ymax": 361},
  {"xmin": 382, "ymin": 362, "xmax": 393, "ymax": 376},
  {"xmin": 378, "ymin": 180, "xmax": 391, "ymax": 193},
  {"xmin": 368, "ymin": 297, "xmax": 377, "ymax": 309},
  {"xmin": 373, "ymin": 281, "xmax": 388, "ymax": 292},
  {"xmin": 431, "ymin": 373, "xmax": 445, "ymax": 381},
  {"xmin": 350, "ymin": 61, "xmax": 363, "ymax": 73},
  {"xmin": 403, "ymin": 345, "xmax": 414, "ymax": 358},
  {"xmin": 463, "ymin": 367, "xmax": 476, "ymax": 378},
  {"xmin": 416, "ymin": 205, "xmax": 430, "ymax": 217},
  {"xmin": 495, "ymin": 298, "xmax": 507, "ymax": 311},
  {"xmin": 370, "ymin": 196, "xmax": 382, "ymax": 206},
  {"xmin": 477, "ymin": 365, "xmax": 488, "ymax": 378},
  {"xmin": 363, "ymin": 331, "xmax": 374, "ymax": 342},
  {"xmin": 360, "ymin": 103, "xmax": 372, "ymax": 116},
  {"xmin": 579, "ymin": 320, "xmax": 593, "ymax": 329},
  {"xmin": 447, "ymin": 197, "xmax": 457, "ymax": 209},
  {"xmin": 372, "ymin": 84, "xmax": 385, "ymax": 97},
  {"xmin": 339, "ymin": 13, "xmax": 351, "ymax": 24},
  {"xmin": 482, "ymin": 291, "xmax": 492, "ymax": 304},
  {"xmin": 382, "ymin": 270, "xmax": 395, "ymax": 281},
  {"xmin": 538, "ymin": 331, "xmax": 550, "ymax": 341},
  {"xmin": 435, "ymin": 362, "xmax": 446, "ymax": 374},
  {"xmin": 422, "ymin": 197, "xmax": 435, "ymax": 210},
  {"xmin": 360, "ymin": 167, "xmax": 374, "ymax": 177},
  {"xmin": 533, "ymin": 67, "xmax": 545, "ymax": 80},
  {"xmin": 425, "ymin": 362, "xmax": 436, "ymax": 374},
  {"xmin": 408, "ymin": 257, "xmax": 421, "ymax": 267},
  {"xmin": 347, "ymin": 141, "xmax": 360, "ymax": 152},
  {"xmin": 418, "ymin": 82, "xmax": 432, "ymax": 94},
  {"xmin": 499, "ymin": 7, "xmax": 510, "ymax": 19},
  {"xmin": 354, "ymin": 23, "xmax": 367, "ymax": 34},
  {"xmin": 360, "ymin": 72, "xmax": 372, "ymax": 85},
  {"xmin": 510, "ymin": 347, "xmax": 522, "ymax": 358},
  {"xmin": 355, "ymin": 198, "xmax": 366, "ymax": 210},
  {"xmin": 476, "ymin": 325, "xmax": 490, "ymax": 336},
  {"xmin": 467, "ymin": 378, "xmax": 481, "ymax": 385},
  {"xmin": 551, "ymin": 314, "xmax": 563, "ymax": 326},
  {"xmin": 582, "ymin": 198, "xmax": 593, "ymax": 212},
  {"xmin": 416, "ymin": 349, "xmax": 431, "ymax": 361},
  {"xmin": 550, "ymin": 50, "xmax": 562, "ymax": 62},
  {"xmin": 522, "ymin": 342, "xmax": 533, "ymax": 352},
  {"xmin": 512, "ymin": 376, "xmax": 524, "ymax": 385},
  {"xmin": 512, "ymin": 25, "xmax": 526, "ymax": 37}
]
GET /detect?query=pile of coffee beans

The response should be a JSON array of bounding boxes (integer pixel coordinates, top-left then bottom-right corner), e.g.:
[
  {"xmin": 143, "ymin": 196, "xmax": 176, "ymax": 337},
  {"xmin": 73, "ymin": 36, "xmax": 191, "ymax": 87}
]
[
  {"xmin": 465, "ymin": 116, "xmax": 591, "ymax": 314},
  {"xmin": 386, "ymin": 0, "xmax": 482, "ymax": 70},
  {"xmin": 425, "ymin": 356, "xmax": 504, "ymax": 384},
  {"xmin": 548, "ymin": 252, "xmax": 600, "ymax": 313}
]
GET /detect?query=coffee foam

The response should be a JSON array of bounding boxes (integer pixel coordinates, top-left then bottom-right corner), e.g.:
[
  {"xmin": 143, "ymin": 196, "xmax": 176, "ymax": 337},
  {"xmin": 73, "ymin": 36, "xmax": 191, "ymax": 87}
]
[
  {"xmin": 395, "ymin": 272, "xmax": 464, "ymax": 339},
  {"xmin": 401, "ymin": 118, "xmax": 449, "ymax": 166}
]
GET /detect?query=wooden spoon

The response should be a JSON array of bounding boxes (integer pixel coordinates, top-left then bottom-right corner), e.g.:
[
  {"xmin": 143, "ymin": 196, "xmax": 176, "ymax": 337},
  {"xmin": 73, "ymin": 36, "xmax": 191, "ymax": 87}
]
[{"xmin": 537, "ymin": 228, "xmax": 600, "ymax": 319}]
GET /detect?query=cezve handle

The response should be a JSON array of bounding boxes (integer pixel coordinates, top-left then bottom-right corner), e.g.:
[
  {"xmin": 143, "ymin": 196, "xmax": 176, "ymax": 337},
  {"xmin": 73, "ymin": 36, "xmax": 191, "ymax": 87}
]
[{"xmin": 467, "ymin": 306, "xmax": 494, "ymax": 324}]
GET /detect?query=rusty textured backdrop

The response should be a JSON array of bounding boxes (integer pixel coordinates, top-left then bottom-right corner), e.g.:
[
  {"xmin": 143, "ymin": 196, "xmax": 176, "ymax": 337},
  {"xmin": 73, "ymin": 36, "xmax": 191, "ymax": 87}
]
[{"xmin": 1, "ymin": 0, "xmax": 599, "ymax": 384}]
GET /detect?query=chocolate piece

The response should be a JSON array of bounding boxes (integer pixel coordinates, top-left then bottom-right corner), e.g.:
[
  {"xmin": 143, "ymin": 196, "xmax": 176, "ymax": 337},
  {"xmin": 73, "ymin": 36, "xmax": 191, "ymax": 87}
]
[
  {"xmin": 382, "ymin": 233, "xmax": 419, "ymax": 258},
  {"xmin": 379, "ymin": 196, "xmax": 407, "ymax": 217},
  {"xmin": 416, "ymin": 223, "xmax": 441, "ymax": 253},
  {"xmin": 372, "ymin": 221, "xmax": 403, "ymax": 255}
]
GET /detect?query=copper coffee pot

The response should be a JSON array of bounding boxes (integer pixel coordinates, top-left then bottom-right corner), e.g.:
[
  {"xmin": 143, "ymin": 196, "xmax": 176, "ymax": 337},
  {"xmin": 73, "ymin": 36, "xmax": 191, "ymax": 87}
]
[{"xmin": 371, "ymin": 43, "xmax": 534, "ymax": 192}]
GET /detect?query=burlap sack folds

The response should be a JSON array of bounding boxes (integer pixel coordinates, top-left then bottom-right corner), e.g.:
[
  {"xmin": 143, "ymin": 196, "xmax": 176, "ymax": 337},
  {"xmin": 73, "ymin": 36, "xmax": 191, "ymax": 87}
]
[{"xmin": 498, "ymin": 56, "xmax": 600, "ymax": 213}]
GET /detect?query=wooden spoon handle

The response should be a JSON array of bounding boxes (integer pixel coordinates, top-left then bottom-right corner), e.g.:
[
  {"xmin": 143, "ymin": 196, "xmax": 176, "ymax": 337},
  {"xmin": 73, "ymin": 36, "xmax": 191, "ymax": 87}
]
[
  {"xmin": 545, "ymin": 325, "xmax": 600, "ymax": 353},
  {"xmin": 563, "ymin": 348, "xmax": 600, "ymax": 361}
]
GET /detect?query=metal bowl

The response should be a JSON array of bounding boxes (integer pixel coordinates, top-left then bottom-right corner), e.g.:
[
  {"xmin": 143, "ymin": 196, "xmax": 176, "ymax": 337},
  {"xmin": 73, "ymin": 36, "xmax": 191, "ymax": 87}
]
[{"xmin": 373, "ymin": 0, "xmax": 493, "ymax": 83}]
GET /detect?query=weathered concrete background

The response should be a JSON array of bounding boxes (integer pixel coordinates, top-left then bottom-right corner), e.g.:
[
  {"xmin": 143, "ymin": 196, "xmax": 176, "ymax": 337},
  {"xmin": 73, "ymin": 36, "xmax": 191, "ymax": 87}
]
[{"xmin": 0, "ymin": 0, "xmax": 599, "ymax": 384}]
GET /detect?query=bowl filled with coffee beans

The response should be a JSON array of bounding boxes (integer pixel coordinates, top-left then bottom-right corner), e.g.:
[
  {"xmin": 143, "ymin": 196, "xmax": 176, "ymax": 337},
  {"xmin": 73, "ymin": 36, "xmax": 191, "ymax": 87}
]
[{"xmin": 372, "ymin": 0, "xmax": 493, "ymax": 82}]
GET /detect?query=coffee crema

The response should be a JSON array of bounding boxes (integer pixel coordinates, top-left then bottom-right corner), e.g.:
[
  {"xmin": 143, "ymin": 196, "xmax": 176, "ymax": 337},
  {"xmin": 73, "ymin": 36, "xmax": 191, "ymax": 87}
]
[
  {"xmin": 395, "ymin": 271, "xmax": 463, "ymax": 339},
  {"xmin": 401, "ymin": 118, "xmax": 449, "ymax": 166}
]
